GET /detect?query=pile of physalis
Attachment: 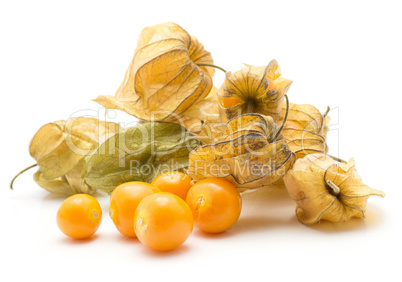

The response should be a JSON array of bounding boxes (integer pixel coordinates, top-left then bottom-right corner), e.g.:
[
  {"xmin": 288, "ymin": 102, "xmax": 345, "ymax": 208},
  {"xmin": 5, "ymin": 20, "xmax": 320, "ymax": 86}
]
[{"xmin": 11, "ymin": 22, "xmax": 384, "ymax": 252}]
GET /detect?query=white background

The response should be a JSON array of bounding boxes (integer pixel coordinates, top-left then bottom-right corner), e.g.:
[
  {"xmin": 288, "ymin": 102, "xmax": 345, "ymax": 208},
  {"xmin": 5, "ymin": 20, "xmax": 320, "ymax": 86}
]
[{"xmin": 1, "ymin": 0, "xmax": 401, "ymax": 281}]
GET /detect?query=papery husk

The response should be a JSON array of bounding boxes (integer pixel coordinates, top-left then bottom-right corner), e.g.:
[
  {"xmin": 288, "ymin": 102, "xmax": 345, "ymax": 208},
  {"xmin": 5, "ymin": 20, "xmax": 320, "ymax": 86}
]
[
  {"xmin": 93, "ymin": 22, "xmax": 216, "ymax": 129},
  {"xmin": 283, "ymin": 153, "xmax": 385, "ymax": 225},
  {"xmin": 82, "ymin": 121, "xmax": 199, "ymax": 194},
  {"xmin": 218, "ymin": 60, "xmax": 292, "ymax": 122},
  {"xmin": 196, "ymin": 120, "xmax": 227, "ymax": 145},
  {"xmin": 188, "ymin": 113, "xmax": 295, "ymax": 191},
  {"xmin": 177, "ymin": 86, "xmax": 220, "ymax": 133},
  {"xmin": 188, "ymin": 87, "xmax": 225, "ymax": 142},
  {"xmin": 278, "ymin": 103, "xmax": 326, "ymax": 158},
  {"xmin": 29, "ymin": 117, "xmax": 121, "ymax": 195},
  {"xmin": 33, "ymin": 171, "xmax": 74, "ymax": 195}
]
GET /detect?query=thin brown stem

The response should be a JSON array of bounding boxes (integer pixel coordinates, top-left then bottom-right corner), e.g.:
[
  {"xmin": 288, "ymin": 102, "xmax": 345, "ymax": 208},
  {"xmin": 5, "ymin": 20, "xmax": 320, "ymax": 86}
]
[
  {"xmin": 272, "ymin": 94, "xmax": 289, "ymax": 142},
  {"xmin": 10, "ymin": 164, "xmax": 38, "ymax": 190},
  {"xmin": 323, "ymin": 106, "xmax": 330, "ymax": 119},
  {"xmin": 196, "ymin": 63, "xmax": 227, "ymax": 73},
  {"xmin": 247, "ymin": 103, "xmax": 254, "ymax": 114}
]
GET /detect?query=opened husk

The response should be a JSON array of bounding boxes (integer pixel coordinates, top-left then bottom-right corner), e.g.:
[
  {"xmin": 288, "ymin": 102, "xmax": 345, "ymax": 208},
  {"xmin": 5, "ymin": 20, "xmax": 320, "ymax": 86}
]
[{"xmin": 218, "ymin": 60, "xmax": 292, "ymax": 122}]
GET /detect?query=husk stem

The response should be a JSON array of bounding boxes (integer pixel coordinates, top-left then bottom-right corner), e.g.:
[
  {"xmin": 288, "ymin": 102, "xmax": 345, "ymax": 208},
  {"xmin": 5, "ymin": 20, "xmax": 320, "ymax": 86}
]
[
  {"xmin": 323, "ymin": 106, "xmax": 330, "ymax": 119},
  {"xmin": 10, "ymin": 164, "xmax": 38, "ymax": 190},
  {"xmin": 247, "ymin": 103, "xmax": 254, "ymax": 114},
  {"xmin": 196, "ymin": 63, "xmax": 227, "ymax": 73}
]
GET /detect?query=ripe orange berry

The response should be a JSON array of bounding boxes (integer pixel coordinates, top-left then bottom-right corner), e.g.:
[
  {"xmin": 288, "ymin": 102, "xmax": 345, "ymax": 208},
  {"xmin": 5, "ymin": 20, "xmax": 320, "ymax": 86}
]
[
  {"xmin": 284, "ymin": 120, "xmax": 303, "ymax": 130},
  {"xmin": 151, "ymin": 171, "xmax": 192, "ymax": 200},
  {"xmin": 220, "ymin": 96, "xmax": 243, "ymax": 109},
  {"xmin": 109, "ymin": 182, "xmax": 159, "ymax": 238},
  {"xmin": 266, "ymin": 77, "xmax": 277, "ymax": 91},
  {"xmin": 259, "ymin": 77, "xmax": 278, "ymax": 97},
  {"xmin": 56, "ymin": 194, "xmax": 102, "ymax": 239},
  {"xmin": 134, "ymin": 192, "xmax": 193, "ymax": 252},
  {"xmin": 186, "ymin": 178, "xmax": 242, "ymax": 233}
]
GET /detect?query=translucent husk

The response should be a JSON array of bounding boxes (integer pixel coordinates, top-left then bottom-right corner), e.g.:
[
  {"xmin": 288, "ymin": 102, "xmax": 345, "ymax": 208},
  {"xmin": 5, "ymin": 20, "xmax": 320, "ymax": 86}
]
[
  {"xmin": 278, "ymin": 103, "xmax": 327, "ymax": 158},
  {"xmin": 188, "ymin": 113, "xmax": 295, "ymax": 191},
  {"xmin": 283, "ymin": 153, "xmax": 385, "ymax": 225},
  {"xmin": 218, "ymin": 60, "xmax": 292, "ymax": 122},
  {"xmin": 12, "ymin": 117, "xmax": 121, "ymax": 195},
  {"xmin": 93, "ymin": 22, "xmax": 219, "ymax": 132}
]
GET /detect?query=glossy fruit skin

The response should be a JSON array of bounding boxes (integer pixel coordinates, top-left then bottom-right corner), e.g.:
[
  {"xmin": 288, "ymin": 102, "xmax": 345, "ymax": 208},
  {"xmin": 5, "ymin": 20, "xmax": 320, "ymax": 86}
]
[
  {"xmin": 151, "ymin": 171, "xmax": 192, "ymax": 200},
  {"xmin": 134, "ymin": 192, "xmax": 193, "ymax": 252},
  {"xmin": 56, "ymin": 194, "xmax": 102, "ymax": 239},
  {"xmin": 109, "ymin": 182, "xmax": 159, "ymax": 237},
  {"xmin": 266, "ymin": 77, "xmax": 277, "ymax": 91},
  {"xmin": 186, "ymin": 178, "xmax": 242, "ymax": 233},
  {"xmin": 284, "ymin": 120, "xmax": 303, "ymax": 130},
  {"xmin": 220, "ymin": 96, "xmax": 243, "ymax": 109}
]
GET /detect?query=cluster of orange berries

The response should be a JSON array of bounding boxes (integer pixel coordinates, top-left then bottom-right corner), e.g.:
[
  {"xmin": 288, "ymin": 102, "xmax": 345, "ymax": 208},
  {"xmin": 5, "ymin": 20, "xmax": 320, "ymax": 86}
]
[{"xmin": 56, "ymin": 172, "xmax": 242, "ymax": 252}]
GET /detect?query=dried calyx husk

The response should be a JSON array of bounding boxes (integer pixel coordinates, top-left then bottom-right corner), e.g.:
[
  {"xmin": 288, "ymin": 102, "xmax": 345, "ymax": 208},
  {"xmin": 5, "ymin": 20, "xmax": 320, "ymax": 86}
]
[
  {"xmin": 188, "ymin": 113, "xmax": 295, "ymax": 192},
  {"xmin": 82, "ymin": 121, "xmax": 199, "ymax": 194},
  {"xmin": 277, "ymin": 103, "xmax": 329, "ymax": 158},
  {"xmin": 11, "ymin": 117, "xmax": 121, "ymax": 195},
  {"xmin": 283, "ymin": 153, "xmax": 385, "ymax": 225},
  {"xmin": 218, "ymin": 60, "xmax": 292, "ymax": 122},
  {"xmin": 176, "ymin": 86, "xmax": 220, "ymax": 133},
  {"xmin": 93, "ymin": 22, "xmax": 219, "ymax": 132},
  {"xmin": 196, "ymin": 119, "xmax": 227, "ymax": 145}
]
